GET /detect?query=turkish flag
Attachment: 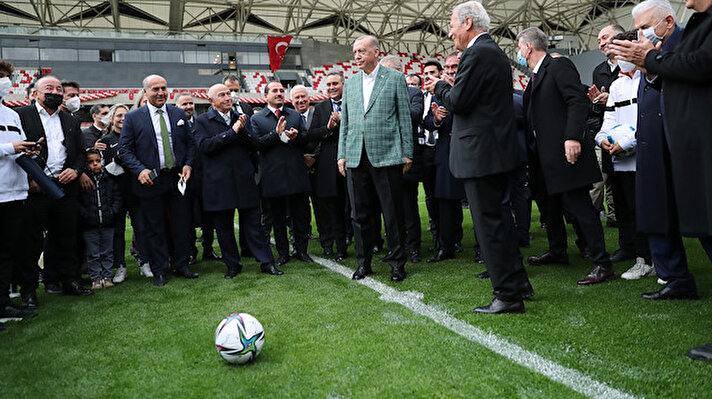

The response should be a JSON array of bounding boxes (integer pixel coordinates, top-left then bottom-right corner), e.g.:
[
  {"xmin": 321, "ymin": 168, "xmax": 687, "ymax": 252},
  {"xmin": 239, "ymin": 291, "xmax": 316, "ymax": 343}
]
[{"xmin": 268, "ymin": 35, "xmax": 293, "ymax": 72}]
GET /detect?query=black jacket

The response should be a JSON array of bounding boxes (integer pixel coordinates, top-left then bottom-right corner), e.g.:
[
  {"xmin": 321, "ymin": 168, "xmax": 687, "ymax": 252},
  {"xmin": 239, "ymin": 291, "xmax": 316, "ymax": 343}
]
[
  {"xmin": 15, "ymin": 104, "xmax": 85, "ymax": 196},
  {"xmin": 307, "ymin": 99, "xmax": 345, "ymax": 198},
  {"xmin": 645, "ymin": 5, "xmax": 712, "ymax": 236},
  {"xmin": 78, "ymin": 170, "xmax": 122, "ymax": 228},
  {"xmin": 434, "ymin": 33, "xmax": 519, "ymax": 179},
  {"xmin": 523, "ymin": 54, "xmax": 601, "ymax": 195},
  {"xmin": 589, "ymin": 60, "xmax": 619, "ymax": 174}
]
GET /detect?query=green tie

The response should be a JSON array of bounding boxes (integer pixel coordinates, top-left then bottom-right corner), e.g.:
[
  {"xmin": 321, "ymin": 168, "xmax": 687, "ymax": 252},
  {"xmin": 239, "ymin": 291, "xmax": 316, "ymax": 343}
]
[{"xmin": 156, "ymin": 109, "xmax": 174, "ymax": 169}]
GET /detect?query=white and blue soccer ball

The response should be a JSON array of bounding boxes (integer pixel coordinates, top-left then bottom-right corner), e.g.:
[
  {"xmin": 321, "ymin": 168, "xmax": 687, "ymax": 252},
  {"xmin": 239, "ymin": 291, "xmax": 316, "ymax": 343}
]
[{"xmin": 215, "ymin": 313, "xmax": 265, "ymax": 364}]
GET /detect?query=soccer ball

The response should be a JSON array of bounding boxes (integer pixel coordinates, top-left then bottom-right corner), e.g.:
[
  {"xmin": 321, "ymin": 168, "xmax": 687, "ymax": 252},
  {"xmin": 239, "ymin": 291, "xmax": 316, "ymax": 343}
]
[{"xmin": 215, "ymin": 313, "xmax": 265, "ymax": 364}]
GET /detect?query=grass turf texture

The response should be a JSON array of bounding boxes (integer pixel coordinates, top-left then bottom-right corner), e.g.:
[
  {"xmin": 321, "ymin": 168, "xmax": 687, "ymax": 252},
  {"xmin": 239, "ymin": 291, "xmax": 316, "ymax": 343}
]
[{"xmin": 2, "ymin": 199, "xmax": 711, "ymax": 398}]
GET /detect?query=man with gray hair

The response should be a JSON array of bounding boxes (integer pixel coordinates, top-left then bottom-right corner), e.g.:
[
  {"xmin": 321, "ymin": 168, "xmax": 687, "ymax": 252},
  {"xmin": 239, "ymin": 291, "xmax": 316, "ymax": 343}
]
[
  {"xmin": 119, "ymin": 74, "xmax": 198, "ymax": 286},
  {"xmin": 423, "ymin": 1, "xmax": 532, "ymax": 313},
  {"xmin": 517, "ymin": 27, "xmax": 614, "ymax": 286},
  {"xmin": 338, "ymin": 35, "xmax": 413, "ymax": 282}
]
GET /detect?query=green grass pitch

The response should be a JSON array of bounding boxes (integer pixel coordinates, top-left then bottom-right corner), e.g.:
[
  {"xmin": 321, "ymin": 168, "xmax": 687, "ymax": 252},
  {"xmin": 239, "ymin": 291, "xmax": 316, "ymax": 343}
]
[{"xmin": 1, "ymin": 199, "xmax": 711, "ymax": 398}]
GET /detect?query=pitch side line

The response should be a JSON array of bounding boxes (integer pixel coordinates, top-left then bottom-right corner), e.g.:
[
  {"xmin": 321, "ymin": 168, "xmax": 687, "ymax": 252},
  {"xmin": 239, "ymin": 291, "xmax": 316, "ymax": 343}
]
[{"xmin": 312, "ymin": 255, "xmax": 639, "ymax": 399}]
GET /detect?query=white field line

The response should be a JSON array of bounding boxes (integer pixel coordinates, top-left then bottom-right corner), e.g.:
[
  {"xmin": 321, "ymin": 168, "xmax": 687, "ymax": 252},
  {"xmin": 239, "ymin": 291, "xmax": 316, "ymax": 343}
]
[{"xmin": 312, "ymin": 255, "xmax": 640, "ymax": 399}]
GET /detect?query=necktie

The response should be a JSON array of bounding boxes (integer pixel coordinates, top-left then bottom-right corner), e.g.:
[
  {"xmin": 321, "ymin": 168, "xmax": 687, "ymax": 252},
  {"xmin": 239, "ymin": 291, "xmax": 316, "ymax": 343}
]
[
  {"xmin": 301, "ymin": 114, "xmax": 307, "ymax": 128},
  {"xmin": 530, "ymin": 72, "xmax": 537, "ymax": 86},
  {"xmin": 333, "ymin": 101, "xmax": 342, "ymax": 112},
  {"xmin": 223, "ymin": 112, "xmax": 231, "ymax": 125},
  {"xmin": 156, "ymin": 109, "xmax": 174, "ymax": 169},
  {"xmin": 274, "ymin": 109, "xmax": 280, "ymax": 118}
]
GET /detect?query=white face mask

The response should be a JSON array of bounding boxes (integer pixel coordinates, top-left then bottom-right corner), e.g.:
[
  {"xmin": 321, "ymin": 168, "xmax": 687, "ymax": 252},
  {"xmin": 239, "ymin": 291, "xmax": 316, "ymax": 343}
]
[
  {"xmin": 230, "ymin": 91, "xmax": 240, "ymax": 103},
  {"xmin": 100, "ymin": 115, "xmax": 111, "ymax": 126},
  {"xmin": 0, "ymin": 77, "xmax": 12, "ymax": 98},
  {"xmin": 65, "ymin": 96, "xmax": 81, "ymax": 113},
  {"xmin": 642, "ymin": 18, "xmax": 669, "ymax": 46},
  {"xmin": 618, "ymin": 60, "xmax": 636, "ymax": 73}
]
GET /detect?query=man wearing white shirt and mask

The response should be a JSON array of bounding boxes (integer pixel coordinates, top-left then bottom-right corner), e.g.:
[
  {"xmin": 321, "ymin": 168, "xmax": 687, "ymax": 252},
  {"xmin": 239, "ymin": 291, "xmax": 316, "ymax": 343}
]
[{"xmin": 223, "ymin": 75, "xmax": 254, "ymax": 116}]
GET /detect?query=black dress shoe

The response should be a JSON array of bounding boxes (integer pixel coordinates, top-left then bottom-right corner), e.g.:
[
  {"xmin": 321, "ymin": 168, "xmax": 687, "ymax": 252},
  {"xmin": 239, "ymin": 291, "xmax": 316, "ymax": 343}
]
[
  {"xmin": 176, "ymin": 268, "xmax": 199, "ymax": 279},
  {"xmin": 294, "ymin": 252, "xmax": 314, "ymax": 262},
  {"xmin": 62, "ymin": 281, "xmax": 94, "ymax": 296},
  {"xmin": 577, "ymin": 265, "xmax": 615, "ymax": 285},
  {"xmin": 474, "ymin": 252, "xmax": 485, "ymax": 264},
  {"xmin": 474, "ymin": 298, "xmax": 525, "ymax": 314},
  {"xmin": 409, "ymin": 250, "xmax": 421, "ymax": 263},
  {"xmin": 334, "ymin": 252, "xmax": 347, "ymax": 262},
  {"xmin": 352, "ymin": 265, "xmax": 372, "ymax": 280},
  {"xmin": 372, "ymin": 245, "xmax": 382, "ymax": 254},
  {"xmin": 0, "ymin": 305, "xmax": 38, "ymax": 320},
  {"xmin": 641, "ymin": 286, "xmax": 699, "ymax": 300},
  {"xmin": 276, "ymin": 255, "xmax": 290, "ymax": 267},
  {"xmin": 527, "ymin": 251, "xmax": 569, "ymax": 266},
  {"xmin": 610, "ymin": 249, "xmax": 636, "ymax": 263},
  {"xmin": 427, "ymin": 250, "xmax": 455, "ymax": 263},
  {"xmin": 687, "ymin": 343, "xmax": 712, "ymax": 363},
  {"xmin": 44, "ymin": 282, "xmax": 62, "ymax": 294},
  {"xmin": 154, "ymin": 274, "xmax": 167, "ymax": 286},
  {"xmin": 188, "ymin": 256, "xmax": 197, "ymax": 265},
  {"xmin": 390, "ymin": 265, "xmax": 407, "ymax": 282},
  {"xmin": 476, "ymin": 270, "xmax": 490, "ymax": 279},
  {"xmin": 261, "ymin": 264, "xmax": 284, "ymax": 275},
  {"xmin": 21, "ymin": 292, "xmax": 39, "ymax": 310},
  {"xmin": 520, "ymin": 281, "xmax": 535, "ymax": 300},
  {"xmin": 224, "ymin": 265, "xmax": 243, "ymax": 279},
  {"xmin": 203, "ymin": 252, "xmax": 222, "ymax": 261}
]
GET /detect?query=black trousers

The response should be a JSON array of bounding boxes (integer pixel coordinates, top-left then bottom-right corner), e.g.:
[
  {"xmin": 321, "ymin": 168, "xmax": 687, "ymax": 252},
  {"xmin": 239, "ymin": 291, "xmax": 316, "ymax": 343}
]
[
  {"xmin": 436, "ymin": 198, "xmax": 463, "ymax": 254},
  {"xmin": 463, "ymin": 173, "xmax": 529, "ymax": 301},
  {"xmin": 347, "ymin": 153, "xmax": 406, "ymax": 270},
  {"xmin": 212, "ymin": 207, "xmax": 275, "ymax": 270},
  {"xmin": 139, "ymin": 172, "xmax": 192, "ymax": 276},
  {"xmin": 421, "ymin": 146, "xmax": 438, "ymax": 238},
  {"xmin": 315, "ymin": 194, "xmax": 347, "ymax": 255},
  {"xmin": 509, "ymin": 165, "xmax": 531, "ymax": 246},
  {"xmin": 610, "ymin": 171, "xmax": 650, "ymax": 261},
  {"xmin": 266, "ymin": 193, "xmax": 310, "ymax": 257},
  {"xmin": 545, "ymin": 186, "xmax": 612, "ymax": 267},
  {"xmin": 402, "ymin": 179, "xmax": 422, "ymax": 252},
  {"xmin": 24, "ymin": 192, "xmax": 80, "ymax": 288},
  {"xmin": 0, "ymin": 200, "xmax": 24, "ymax": 306}
]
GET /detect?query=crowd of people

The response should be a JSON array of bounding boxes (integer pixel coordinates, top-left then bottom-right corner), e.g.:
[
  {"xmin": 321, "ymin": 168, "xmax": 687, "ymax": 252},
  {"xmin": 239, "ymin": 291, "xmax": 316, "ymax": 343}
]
[{"xmin": 0, "ymin": 0, "xmax": 710, "ymax": 363}]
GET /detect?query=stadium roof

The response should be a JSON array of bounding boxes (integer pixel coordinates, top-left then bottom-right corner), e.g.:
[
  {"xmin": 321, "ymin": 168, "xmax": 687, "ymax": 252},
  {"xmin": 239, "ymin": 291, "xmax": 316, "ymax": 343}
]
[{"xmin": 0, "ymin": 0, "xmax": 693, "ymax": 55}]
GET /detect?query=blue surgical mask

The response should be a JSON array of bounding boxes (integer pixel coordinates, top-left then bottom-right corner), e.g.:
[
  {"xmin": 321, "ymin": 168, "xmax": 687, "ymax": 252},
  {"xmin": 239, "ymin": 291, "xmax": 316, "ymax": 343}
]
[
  {"xmin": 517, "ymin": 50, "xmax": 528, "ymax": 68},
  {"xmin": 642, "ymin": 19, "xmax": 669, "ymax": 46}
]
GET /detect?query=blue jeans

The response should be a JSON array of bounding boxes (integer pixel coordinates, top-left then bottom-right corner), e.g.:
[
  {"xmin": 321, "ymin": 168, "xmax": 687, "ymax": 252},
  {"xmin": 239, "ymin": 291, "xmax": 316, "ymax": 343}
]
[{"xmin": 84, "ymin": 227, "xmax": 114, "ymax": 280}]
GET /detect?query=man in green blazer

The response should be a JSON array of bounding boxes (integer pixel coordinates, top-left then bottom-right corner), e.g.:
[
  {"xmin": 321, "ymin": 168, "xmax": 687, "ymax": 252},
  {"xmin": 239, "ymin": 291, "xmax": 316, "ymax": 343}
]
[{"xmin": 337, "ymin": 35, "xmax": 413, "ymax": 282}]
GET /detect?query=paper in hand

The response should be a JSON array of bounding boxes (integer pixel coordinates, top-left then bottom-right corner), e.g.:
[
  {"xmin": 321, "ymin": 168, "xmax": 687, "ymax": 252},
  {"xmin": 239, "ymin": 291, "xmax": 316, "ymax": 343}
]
[{"xmin": 177, "ymin": 176, "xmax": 187, "ymax": 196}]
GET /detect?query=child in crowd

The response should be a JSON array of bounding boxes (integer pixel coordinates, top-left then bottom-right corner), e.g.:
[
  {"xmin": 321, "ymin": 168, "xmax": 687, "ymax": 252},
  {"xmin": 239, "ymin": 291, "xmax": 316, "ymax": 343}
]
[{"xmin": 79, "ymin": 149, "xmax": 122, "ymax": 289}]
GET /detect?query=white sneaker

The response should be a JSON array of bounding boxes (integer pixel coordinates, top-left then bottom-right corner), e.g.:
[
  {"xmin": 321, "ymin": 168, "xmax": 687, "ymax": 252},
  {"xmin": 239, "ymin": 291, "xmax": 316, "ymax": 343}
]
[
  {"xmin": 139, "ymin": 263, "xmax": 154, "ymax": 278},
  {"xmin": 621, "ymin": 257, "xmax": 654, "ymax": 280},
  {"xmin": 657, "ymin": 278, "xmax": 667, "ymax": 285},
  {"xmin": 112, "ymin": 266, "xmax": 127, "ymax": 283}
]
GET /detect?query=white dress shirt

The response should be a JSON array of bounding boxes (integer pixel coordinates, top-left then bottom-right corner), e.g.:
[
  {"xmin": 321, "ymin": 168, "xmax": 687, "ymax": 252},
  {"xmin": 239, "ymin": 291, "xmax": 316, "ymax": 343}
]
[
  {"xmin": 362, "ymin": 63, "xmax": 380, "ymax": 112},
  {"xmin": 146, "ymin": 102, "xmax": 173, "ymax": 169},
  {"xmin": 36, "ymin": 101, "xmax": 66, "ymax": 177}
]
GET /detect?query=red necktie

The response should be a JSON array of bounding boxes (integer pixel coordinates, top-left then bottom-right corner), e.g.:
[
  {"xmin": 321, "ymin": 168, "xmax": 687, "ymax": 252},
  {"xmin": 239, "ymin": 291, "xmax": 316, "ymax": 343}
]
[{"xmin": 274, "ymin": 109, "xmax": 280, "ymax": 118}]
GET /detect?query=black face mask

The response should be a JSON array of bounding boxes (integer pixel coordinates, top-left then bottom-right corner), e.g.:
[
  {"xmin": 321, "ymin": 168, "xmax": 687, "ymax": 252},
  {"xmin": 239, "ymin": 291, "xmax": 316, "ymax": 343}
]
[{"xmin": 42, "ymin": 93, "xmax": 63, "ymax": 110}]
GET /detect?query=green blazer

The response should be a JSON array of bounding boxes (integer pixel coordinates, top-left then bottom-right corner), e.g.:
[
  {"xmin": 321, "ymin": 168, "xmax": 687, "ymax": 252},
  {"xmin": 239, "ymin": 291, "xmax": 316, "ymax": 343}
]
[{"xmin": 337, "ymin": 65, "xmax": 413, "ymax": 168}]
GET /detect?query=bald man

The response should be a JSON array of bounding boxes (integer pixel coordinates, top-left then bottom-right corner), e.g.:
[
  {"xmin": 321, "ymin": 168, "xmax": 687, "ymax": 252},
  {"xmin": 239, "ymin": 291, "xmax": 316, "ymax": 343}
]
[
  {"xmin": 119, "ymin": 74, "xmax": 197, "ymax": 286},
  {"xmin": 194, "ymin": 84, "xmax": 282, "ymax": 277},
  {"xmin": 16, "ymin": 75, "xmax": 92, "ymax": 299}
]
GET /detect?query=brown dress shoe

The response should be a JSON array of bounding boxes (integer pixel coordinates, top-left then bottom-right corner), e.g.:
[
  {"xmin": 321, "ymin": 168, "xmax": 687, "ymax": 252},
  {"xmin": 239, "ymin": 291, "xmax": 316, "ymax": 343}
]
[{"xmin": 577, "ymin": 265, "xmax": 615, "ymax": 285}]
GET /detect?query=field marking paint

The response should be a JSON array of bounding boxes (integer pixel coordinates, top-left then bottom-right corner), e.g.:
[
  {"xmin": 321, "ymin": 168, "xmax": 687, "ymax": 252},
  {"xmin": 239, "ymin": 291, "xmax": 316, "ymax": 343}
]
[{"xmin": 312, "ymin": 255, "xmax": 640, "ymax": 399}]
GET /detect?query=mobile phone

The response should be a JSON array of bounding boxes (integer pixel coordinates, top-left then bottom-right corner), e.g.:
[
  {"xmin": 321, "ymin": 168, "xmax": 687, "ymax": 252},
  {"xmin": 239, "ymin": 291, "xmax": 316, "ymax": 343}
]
[
  {"xmin": 148, "ymin": 169, "xmax": 158, "ymax": 180},
  {"xmin": 607, "ymin": 135, "xmax": 615, "ymax": 145}
]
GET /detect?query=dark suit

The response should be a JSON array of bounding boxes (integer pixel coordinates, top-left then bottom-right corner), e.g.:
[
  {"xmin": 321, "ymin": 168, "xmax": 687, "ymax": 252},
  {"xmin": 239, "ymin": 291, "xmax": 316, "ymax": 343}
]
[
  {"xmin": 308, "ymin": 100, "xmax": 348, "ymax": 256},
  {"xmin": 523, "ymin": 54, "xmax": 610, "ymax": 267},
  {"xmin": 433, "ymin": 34, "xmax": 529, "ymax": 300},
  {"xmin": 195, "ymin": 107, "xmax": 275, "ymax": 272},
  {"xmin": 16, "ymin": 104, "xmax": 85, "ymax": 288},
  {"xmin": 402, "ymin": 87, "xmax": 425, "ymax": 254},
  {"xmin": 82, "ymin": 124, "xmax": 104, "ymax": 150},
  {"xmin": 422, "ymin": 96, "xmax": 464, "ymax": 255},
  {"xmin": 118, "ymin": 104, "xmax": 195, "ymax": 276},
  {"xmin": 250, "ymin": 106, "xmax": 311, "ymax": 257}
]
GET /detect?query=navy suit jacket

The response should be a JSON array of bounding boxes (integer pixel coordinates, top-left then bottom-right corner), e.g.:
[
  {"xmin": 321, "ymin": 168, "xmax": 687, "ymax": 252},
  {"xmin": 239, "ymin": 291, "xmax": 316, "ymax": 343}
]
[
  {"xmin": 250, "ymin": 106, "xmax": 311, "ymax": 198},
  {"xmin": 195, "ymin": 107, "xmax": 260, "ymax": 211},
  {"xmin": 118, "ymin": 104, "xmax": 195, "ymax": 197}
]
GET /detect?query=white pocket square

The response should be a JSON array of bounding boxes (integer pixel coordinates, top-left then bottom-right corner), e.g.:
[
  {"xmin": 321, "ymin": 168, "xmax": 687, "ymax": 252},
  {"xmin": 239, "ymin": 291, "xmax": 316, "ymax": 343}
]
[{"xmin": 177, "ymin": 119, "xmax": 185, "ymax": 126}]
